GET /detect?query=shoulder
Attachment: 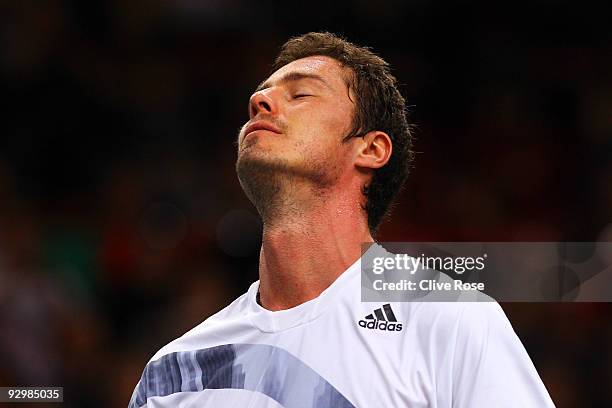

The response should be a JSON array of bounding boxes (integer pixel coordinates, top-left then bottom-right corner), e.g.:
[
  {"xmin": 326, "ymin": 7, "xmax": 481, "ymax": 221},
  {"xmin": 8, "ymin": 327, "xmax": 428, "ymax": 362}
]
[
  {"xmin": 128, "ymin": 287, "xmax": 257, "ymax": 408},
  {"xmin": 397, "ymin": 301, "xmax": 515, "ymax": 375},
  {"xmin": 150, "ymin": 285, "xmax": 255, "ymax": 362},
  {"xmin": 410, "ymin": 302, "xmax": 555, "ymax": 407}
]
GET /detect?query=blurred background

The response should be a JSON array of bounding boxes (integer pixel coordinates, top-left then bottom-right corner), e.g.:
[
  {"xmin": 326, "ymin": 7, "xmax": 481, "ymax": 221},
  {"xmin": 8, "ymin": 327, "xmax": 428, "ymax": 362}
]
[{"xmin": 0, "ymin": 0, "xmax": 611, "ymax": 406}]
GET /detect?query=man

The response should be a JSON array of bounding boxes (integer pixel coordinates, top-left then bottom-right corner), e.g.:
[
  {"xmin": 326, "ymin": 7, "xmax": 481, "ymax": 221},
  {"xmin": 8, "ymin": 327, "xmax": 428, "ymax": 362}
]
[{"xmin": 129, "ymin": 32, "xmax": 555, "ymax": 407}]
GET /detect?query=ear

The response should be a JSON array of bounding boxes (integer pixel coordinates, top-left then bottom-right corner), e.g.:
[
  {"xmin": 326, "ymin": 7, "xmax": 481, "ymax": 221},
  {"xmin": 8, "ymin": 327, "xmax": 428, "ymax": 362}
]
[{"xmin": 354, "ymin": 131, "xmax": 392, "ymax": 170}]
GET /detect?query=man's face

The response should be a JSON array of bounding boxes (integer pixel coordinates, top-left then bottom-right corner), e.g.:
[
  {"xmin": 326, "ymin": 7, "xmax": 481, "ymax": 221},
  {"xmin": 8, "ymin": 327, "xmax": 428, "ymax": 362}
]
[{"xmin": 236, "ymin": 56, "xmax": 356, "ymax": 189}]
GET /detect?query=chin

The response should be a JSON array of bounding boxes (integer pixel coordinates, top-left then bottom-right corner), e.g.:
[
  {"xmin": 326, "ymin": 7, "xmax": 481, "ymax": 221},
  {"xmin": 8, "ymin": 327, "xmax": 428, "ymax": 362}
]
[{"xmin": 237, "ymin": 150, "xmax": 290, "ymax": 176}]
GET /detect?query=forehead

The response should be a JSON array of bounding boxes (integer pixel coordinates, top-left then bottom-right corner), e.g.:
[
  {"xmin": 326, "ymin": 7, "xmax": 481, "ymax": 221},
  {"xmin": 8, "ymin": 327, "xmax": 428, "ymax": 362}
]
[{"xmin": 263, "ymin": 56, "xmax": 350, "ymax": 90}]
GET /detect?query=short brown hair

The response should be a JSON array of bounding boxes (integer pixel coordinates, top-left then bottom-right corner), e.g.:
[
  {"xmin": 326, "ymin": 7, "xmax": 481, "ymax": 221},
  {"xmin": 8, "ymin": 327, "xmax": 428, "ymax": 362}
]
[{"xmin": 272, "ymin": 32, "xmax": 414, "ymax": 235}]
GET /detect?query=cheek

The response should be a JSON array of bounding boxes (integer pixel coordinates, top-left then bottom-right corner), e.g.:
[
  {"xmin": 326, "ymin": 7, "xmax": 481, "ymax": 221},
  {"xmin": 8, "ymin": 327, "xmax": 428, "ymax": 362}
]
[
  {"xmin": 286, "ymin": 102, "xmax": 354, "ymax": 157},
  {"xmin": 322, "ymin": 104, "xmax": 353, "ymax": 136},
  {"xmin": 293, "ymin": 131, "xmax": 348, "ymax": 170},
  {"xmin": 293, "ymin": 102, "xmax": 353, "ymax": 135}
]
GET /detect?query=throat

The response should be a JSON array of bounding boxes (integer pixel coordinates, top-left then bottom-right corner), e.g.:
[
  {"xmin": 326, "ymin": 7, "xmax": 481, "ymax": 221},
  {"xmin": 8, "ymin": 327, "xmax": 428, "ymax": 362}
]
[{"xmin": 255, "ymin": 230, "xmax": 370, "ymax": 311}]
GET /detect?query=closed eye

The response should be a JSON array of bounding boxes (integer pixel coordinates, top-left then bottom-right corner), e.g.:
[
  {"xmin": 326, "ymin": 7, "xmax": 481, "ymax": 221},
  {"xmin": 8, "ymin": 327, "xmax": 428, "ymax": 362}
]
[{"xmin": 293, "ymin": 94, "xmax": 312, "ymax": 99}]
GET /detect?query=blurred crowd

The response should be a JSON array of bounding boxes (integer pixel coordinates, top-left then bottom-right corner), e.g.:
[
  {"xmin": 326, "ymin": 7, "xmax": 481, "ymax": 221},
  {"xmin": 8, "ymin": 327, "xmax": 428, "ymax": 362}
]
[{"xmin": 0, "ymin": 1, "xmax": 611, "ymax": 406}]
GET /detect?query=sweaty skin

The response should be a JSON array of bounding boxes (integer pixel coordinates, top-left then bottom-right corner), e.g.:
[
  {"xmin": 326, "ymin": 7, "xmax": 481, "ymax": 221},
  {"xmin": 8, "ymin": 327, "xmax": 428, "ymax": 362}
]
[{"xmin": 236, "ymin": 56, "xmax": 392, "ymax": 311}]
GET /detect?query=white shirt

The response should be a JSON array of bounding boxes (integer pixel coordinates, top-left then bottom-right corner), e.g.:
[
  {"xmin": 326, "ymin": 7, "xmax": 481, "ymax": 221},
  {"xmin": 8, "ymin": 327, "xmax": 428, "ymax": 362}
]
[{"xmin": 129, "ymin": 253, "xmax": 555, "ymax": 407}]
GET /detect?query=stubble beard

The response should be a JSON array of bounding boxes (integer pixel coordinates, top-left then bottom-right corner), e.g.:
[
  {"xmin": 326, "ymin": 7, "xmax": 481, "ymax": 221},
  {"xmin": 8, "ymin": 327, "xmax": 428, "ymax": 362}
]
[{"xmin": 236, "ymin": 146, "xmax": 340, "ymax": 227}]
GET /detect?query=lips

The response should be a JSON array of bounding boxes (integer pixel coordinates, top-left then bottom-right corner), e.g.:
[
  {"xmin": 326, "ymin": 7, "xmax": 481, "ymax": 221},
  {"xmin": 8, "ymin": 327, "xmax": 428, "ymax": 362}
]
[{"xmin": 243, "ymin": 121, "xmax": 282, "ymax": 139}]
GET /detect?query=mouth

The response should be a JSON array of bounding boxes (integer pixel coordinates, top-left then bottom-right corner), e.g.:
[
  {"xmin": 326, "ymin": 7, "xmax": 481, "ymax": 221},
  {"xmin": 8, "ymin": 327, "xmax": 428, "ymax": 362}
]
[{"xmin": 243, "ymin": 121, "xmax": 282, "ymax": 140}]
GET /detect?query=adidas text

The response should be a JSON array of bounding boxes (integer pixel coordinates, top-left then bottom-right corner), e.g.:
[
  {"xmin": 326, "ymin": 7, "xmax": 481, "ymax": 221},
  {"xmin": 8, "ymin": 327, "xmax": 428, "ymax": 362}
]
[{"xmin": 358, "ymin": 319, "xmax": 403, "ymax": 331}]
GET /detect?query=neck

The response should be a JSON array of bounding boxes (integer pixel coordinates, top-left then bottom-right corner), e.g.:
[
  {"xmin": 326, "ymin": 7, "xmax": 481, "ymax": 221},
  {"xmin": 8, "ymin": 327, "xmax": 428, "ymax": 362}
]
[{"xmin": 257, "ymin": 190, "xmax": 373, "ymax": 311}]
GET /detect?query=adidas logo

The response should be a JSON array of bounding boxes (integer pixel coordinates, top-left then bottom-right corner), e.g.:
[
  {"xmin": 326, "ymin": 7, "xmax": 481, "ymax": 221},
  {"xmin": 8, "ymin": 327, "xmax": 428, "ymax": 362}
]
[{"xmin": 358, "ymin": 304, "xmax": 403, "ymax": 332}]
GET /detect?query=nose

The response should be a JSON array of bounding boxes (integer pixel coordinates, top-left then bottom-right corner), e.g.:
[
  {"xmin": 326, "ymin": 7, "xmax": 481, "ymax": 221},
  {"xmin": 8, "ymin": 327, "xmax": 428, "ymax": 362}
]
[{"xmin": 249, "ymin": 89, "xmax": 277, "ymax": 118}]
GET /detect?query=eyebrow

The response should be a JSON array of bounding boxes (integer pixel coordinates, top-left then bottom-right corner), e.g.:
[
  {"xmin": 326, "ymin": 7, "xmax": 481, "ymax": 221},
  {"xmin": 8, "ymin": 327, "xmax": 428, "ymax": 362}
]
[{"xmin": 255, "ymin": 72, "xmax": 332, "ymax": 93}]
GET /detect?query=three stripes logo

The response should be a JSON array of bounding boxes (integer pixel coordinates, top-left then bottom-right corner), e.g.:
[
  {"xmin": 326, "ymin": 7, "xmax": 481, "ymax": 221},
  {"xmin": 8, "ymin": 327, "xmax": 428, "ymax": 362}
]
[{"xmin": 358, "ymin": 304, "xmax": 403, "ymax": 332}]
